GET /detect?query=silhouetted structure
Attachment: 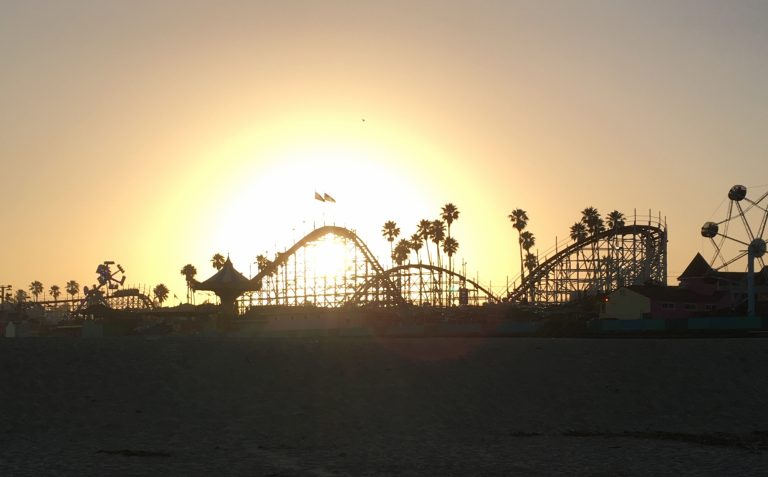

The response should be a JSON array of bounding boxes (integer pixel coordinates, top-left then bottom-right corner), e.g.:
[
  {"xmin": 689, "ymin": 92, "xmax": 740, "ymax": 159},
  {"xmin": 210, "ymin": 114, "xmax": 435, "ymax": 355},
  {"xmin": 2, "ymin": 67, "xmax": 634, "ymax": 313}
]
[
  {"xmin": 244, "ymin": 226, "xmax": 495, "ymax": 310},
  {"xmin": 507, "ymin": 212, "xmax": 667, "ymax": 304},
  {"xmin": 194, "ymin": 257, "xmax": 257, "ymax": 316}
]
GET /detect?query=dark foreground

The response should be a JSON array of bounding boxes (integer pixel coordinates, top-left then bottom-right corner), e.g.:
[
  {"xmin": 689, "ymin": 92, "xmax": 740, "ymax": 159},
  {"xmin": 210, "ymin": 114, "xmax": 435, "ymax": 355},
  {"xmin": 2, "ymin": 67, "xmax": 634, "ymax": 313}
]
[{"xmin": 2, "ymin": 337, "xmax": 768, "ymax": 476}]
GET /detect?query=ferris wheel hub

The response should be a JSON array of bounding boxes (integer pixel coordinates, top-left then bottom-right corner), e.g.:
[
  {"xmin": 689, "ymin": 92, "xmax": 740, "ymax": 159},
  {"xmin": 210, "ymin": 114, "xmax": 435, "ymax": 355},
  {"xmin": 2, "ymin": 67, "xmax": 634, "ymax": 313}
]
[
  {"xmin": 728, "ymin": 184, "xmax": 747, "ymax": 201},
  {"xmin": 749, "ymin": 238, "xmax": 767, "ymax": 258}
]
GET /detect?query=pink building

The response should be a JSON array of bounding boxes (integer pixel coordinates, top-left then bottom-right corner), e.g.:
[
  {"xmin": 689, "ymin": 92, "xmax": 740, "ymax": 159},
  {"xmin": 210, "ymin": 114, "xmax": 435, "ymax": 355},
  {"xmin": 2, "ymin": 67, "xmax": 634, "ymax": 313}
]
[{"xmin": 602, "ymin": 253, "xmax": 765, "ymax": 320}]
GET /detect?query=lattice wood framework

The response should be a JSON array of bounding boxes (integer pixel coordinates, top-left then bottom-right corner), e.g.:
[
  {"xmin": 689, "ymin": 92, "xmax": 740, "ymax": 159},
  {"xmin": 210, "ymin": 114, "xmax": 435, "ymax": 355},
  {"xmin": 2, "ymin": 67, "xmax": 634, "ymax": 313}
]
[
  {"xmin": 242, "ymin": 226, "xmax": 499, "ymax": 310},
  {"xmin": 507, "ymin": 216, "xmax": 667, "ymax": 304}
]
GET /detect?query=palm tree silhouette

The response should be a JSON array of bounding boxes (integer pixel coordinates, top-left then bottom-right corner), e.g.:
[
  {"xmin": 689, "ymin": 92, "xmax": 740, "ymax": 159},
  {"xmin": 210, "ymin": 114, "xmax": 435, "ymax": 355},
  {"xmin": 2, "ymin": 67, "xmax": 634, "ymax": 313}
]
[
  {"xmin": 431, "ymin": 220, "xmax": 446, "ymax": 304},
  {"xmin": 604, "ymin": 210, "xmax": 625, "ymax": 293},
  {"xmin": 381, "ymin": 221, "xmax": 400, "ymax": 267},
  {"xmin": 441, "ymin": 203, "xmax": 460, "ymax": 281},
  {"xmin": 49, "ymin": 285, "xmax": 61, "ymax": 304},
  {"xmin": 409, "ymin": 233, "xmax": 425, "ymax": 304},
  {"xmin": 570, "ymin": 221, "xmax": 588, "ymax": 291},
  {"xmin": 581, "ymin": 207, "xmax": 604, "ymax": 236},
  {"xmin": 442, "ymin": 236, "xmax": 459, "ymax": 304},
  {"xmin": 607, "ymin": 210, "xmax": 626, "ymax": 229},
  {"xmin": 211, "ymin": 253, "xmax": 226, "ymax": 270},
  {"xmin": 393, "ymin": 239, "xmax": 410, "ymax": 266},
  {"xmin": 520, "ymin": 231, "xmax": 536, "ymax": 280},
  {"xmin": 442, "ymin": 236, "xmax": 459, "ymax": 264},
  {"xmin": 443, "ymin": 235, "xmax": 459, "ymax": 274},
  {"xmin": 409, "ymin": 234, "xmax": 423, "ymax": 264},
  {"xmin": 180, "ymin": 264, "xmax": 198, "ymax": 303},
  {"xmin": 431, "ymin": 220, "xmax": 446, "ymax": 269},
  {"xmin": 441, "ymin": 203, "xmax": 460, "ymax": 240},
  {"xmin": 570, "ymin": 222, "xmax": 588, "ymax": 242},
  {"xmin": 417, "ymin": 220, "xmax": 433, "ymax": 266},
  {"xmin": 508, "ymin": 208, "xmax": 529, "ymax": 284},
  {"xmin": 580, "ymin": 207, "xmax": 604, "ymax": 290},
  {"xmin": 524, "ymin": 252, "xmax": 538, "ymax": 274},
  {"xmin": 29, "ymin": 281, "xmax": 43, "ymax": 302},
  {"xmin": 153, "ymin": 284, "xmax": 170, "ymax": 306},
  {"xmin": 66, "ymin": 280, "xmax": 79, "ymax": 302},
  {"xmin": 15, "ymin": 289, "xmax": 28, "ymax": 304}
]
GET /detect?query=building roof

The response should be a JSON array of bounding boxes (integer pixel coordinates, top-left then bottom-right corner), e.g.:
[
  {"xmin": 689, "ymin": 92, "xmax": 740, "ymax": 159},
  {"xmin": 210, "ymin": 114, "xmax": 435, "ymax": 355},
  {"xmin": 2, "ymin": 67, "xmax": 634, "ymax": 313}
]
[
  {"xmin": 622, "ymin": 285, "xmax": 725, "ymax": 304},
  {"xmin": 678, "ymin": 253, "xmax": 768, "ymax": 285},
  {"xmin": 194, "ymin": 258, "xmax": 257, "ymax": 293},
  {"xmin": 678, "ymin": 253, "xmax": 713, "ymax": 280}
]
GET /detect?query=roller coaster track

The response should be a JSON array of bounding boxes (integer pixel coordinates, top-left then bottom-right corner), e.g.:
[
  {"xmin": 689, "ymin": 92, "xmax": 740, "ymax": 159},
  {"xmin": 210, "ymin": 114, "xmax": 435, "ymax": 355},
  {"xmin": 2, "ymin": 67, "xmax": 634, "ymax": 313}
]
[
  {"xmin": 349, "ymin": 264, "xmax": 500, "ymax": 305},
  {"xmin": 250, "ymin": 225, "xmax": 406, "ymax": 306},
  {"xmin": 244, "ymin": 226, "xmax": 502, "ymax": 308},
  {"xmin": 507, "ymin": 222, "xmax": 667, "ymax": 304}
]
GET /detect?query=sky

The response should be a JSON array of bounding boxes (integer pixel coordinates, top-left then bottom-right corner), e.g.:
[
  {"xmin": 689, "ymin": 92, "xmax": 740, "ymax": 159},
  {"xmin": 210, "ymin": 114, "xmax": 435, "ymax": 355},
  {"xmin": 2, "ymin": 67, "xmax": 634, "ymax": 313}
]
[{"xmin": 2, "ymin": 0, "xmax": 768, "ymax": 301}]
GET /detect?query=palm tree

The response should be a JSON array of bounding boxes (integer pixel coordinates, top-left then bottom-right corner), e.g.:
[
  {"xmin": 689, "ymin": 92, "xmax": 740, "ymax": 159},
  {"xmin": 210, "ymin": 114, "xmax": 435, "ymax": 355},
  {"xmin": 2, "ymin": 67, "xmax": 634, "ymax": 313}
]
[
  {"xmin": 442, "ymin": 236, "xmax": 459, "ymax": 305},
  {"xmin": 570, "ymin": 222, "xmax": 588, "ymax": 242},
  {"xmin": 211, "ymin": 253, "xmax": 226, "ymax": 270},
  {"xmin": 29, "ymin": 281, "xmax": 43, "ymax": 302},
  {"xmin": 66, "ymin": 280, "xmax": 79, "ymax": 302},
  {"xmin": 417, "ymin": 220, "xmax": 433, "ymax": 266},
  {"xmin": 441, "ymin": 203, "xmax": 460, "ymax": 240},
  {"xmin": 581, "ymin": 207, "xmax": 604, "ymax": 236},
  {"xmin": 393, "ymin": 239, "xmax": 410, "ymax": 266},
  {"xmin": 153, "ymin": 284, "xmax": 170, "ymax": 306},
  {"xmin": 431, "ymin": 220, "xmax": 446, "ymax": 305},
  {"xmin": 520, "ymin": 231, "xmax": 536, "ymax": 280},
  {"xmin": 180, "ymin": 264, "xmax": 198, "ymax": 303},
  {"xmin": 431, "ymin": 220, "xmax": 446, "ymax": 268},
  {"xmin": 508, "ymin": 208, "xmax": 529, "ymax": 283},
  {"xmin": 604, "ymin": 210, "xmax": 625, "ymax": 292},
  {"xmin": 442, "ymin": 236, "xmax": 459, "ymax": 273},
  {"xmin": 15, "ymin": 289, "xmax": 28, "ymax": 304},
  {"xmin": 569, "ymin": 222, "xmax": 589, "ymax": 292},
  {"xmin": 409, "ymin": 233, "xmax": 425, "ymax": 304},
  {"xmin": 49, "ymin": 285, "xmax": 61, "ymax": 304},
  {"xmin": 607, "ymin": 210, "xmax": 626, "ymax": 229},
  {"xmin": 381, "ymin": 221, "xmax": 400, "ymax": 266},
  {"xmin": 254, "ymin": 254, "xmax": 275, "ymax": 303},
  {"xmin": 580, "ymin": 207, "xmax": 604, "ymax": 290},
  {"xmin": 255, "ymin": 254, "xmax": 271, "ymax": 272},
  {"xmin": 180, "ymin": 264, "xmax": 197, "ymax": 281},
  {"xmin": 409, "ymin": 234, "xmax": 423, "ymax": 264},
  {"xmin": 524, "ymin": 252, "xmax": 538, "ymax": 274}
]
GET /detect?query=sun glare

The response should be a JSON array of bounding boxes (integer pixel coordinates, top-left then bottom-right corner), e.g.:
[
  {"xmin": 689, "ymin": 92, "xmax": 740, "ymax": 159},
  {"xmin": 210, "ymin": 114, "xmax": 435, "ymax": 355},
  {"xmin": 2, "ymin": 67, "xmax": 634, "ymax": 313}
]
[
  {"xmin": 197, "ymin": 121, "xmax": 442, "ymax": 275},
  {"xmin": 307, "ymin": 235, "xmax": 349, "ymax": 280}
]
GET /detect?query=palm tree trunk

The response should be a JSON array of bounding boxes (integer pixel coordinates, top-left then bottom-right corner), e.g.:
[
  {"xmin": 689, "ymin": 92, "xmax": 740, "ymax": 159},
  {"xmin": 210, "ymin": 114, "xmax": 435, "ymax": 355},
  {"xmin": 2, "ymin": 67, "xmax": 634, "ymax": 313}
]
[{"xmin": 518, "ymin": 232, "xmax": 525, "ymax": 282}]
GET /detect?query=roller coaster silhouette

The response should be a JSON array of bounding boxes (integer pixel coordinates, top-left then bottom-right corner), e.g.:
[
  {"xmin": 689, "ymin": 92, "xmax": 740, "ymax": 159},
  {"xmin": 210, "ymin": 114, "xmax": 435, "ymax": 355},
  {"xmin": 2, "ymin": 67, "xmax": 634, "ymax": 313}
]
[
  {"xmin": 236, "ymin": 215, "xmax": 666, "ymax": 311},
  {"xmin": 58, "ymin": 215, "xmax": 666, "ymax": 316}
]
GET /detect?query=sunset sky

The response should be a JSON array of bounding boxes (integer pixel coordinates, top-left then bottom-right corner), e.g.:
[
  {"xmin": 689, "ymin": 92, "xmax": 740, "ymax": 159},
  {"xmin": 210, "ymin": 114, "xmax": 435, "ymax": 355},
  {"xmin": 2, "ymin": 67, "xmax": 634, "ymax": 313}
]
[{"xmin": 2, "ymin": 1, "xmax": 767, "ymax": 301}]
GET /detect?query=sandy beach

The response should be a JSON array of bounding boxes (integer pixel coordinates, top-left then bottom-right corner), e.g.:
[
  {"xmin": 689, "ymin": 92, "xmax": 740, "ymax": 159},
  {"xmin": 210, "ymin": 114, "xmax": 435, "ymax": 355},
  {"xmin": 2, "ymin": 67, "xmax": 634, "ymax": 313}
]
[{"xmin": 2, "ymin": 336, "xmax": 768, "ymax": 476}]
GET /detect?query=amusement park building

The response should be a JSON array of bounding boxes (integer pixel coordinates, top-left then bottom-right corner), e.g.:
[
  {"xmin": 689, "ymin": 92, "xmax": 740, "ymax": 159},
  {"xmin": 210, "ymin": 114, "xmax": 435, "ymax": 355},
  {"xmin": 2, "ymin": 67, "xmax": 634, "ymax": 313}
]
[{"xmin": 601, "ymin": 253, "xmax": 766, "ymax": 320}]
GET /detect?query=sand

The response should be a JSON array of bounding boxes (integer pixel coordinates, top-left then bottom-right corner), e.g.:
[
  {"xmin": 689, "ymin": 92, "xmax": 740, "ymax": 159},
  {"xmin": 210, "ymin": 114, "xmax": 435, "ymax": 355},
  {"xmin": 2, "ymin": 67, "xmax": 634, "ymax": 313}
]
[{"xmin": 2, "ymin": 336, "xmax": 768, "ymax": 475}]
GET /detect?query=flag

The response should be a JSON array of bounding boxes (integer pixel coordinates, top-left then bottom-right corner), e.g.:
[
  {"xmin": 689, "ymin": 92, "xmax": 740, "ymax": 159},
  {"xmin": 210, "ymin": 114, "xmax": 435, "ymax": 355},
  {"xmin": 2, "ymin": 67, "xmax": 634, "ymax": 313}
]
[
  {"xmin": 323, "ymin": 193, "xmax": 336, "ymax": 203},
  {"xmin": 314, "ymin": 192, "xmax": 325, "ymax": 202}
]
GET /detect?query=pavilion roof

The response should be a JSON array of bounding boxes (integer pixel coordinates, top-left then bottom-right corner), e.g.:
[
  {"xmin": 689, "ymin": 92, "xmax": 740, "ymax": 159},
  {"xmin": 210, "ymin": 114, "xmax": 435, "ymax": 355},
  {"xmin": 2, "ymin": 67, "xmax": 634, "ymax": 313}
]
[{"xmin": 194, "ymin": 257, "xmax": 258, "ymax": 293}]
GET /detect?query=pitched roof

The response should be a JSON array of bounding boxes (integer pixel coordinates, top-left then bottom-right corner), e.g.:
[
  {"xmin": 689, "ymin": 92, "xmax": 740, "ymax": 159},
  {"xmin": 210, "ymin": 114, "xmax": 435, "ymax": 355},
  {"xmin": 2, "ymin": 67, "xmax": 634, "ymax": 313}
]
[
  {"xmin": 195, "ymin": 258, "xmax": 257, "ymax": 292},
  {"xmin": 678, "ymin": 253, "xmax": 768, "ymax": 285},
  {"xmin": 678, "ymin": 253, "xmax": 713, "ymax": 280}
]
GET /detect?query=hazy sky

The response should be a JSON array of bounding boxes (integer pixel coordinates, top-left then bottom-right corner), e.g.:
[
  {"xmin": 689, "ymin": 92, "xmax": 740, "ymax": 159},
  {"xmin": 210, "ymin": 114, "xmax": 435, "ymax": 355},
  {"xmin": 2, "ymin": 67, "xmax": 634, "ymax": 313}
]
[{"xmin": 2, "ymin": 0, "xmax": 767, "ymax": 300}]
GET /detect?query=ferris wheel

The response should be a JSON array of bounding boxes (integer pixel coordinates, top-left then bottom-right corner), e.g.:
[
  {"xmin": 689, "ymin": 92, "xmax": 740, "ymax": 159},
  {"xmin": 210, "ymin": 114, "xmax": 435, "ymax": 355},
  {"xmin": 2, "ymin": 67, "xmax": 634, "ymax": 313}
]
[{"xmin": 700, "ymin": 184, "xmax": 768, "ymax": 315}]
